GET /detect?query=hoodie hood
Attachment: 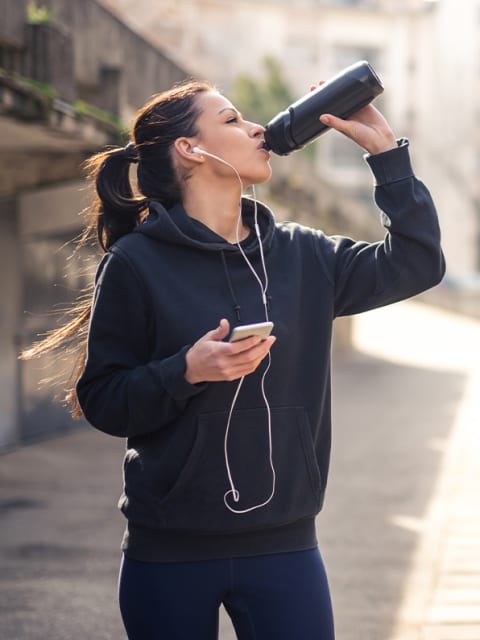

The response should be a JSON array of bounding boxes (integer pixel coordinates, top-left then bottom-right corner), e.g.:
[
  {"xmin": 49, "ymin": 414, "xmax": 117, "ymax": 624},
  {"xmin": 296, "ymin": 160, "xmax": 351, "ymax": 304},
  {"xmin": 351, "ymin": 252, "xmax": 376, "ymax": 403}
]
[{"xmin": 135, "ymin": 197, "xmax": 276, "ymax": 255}]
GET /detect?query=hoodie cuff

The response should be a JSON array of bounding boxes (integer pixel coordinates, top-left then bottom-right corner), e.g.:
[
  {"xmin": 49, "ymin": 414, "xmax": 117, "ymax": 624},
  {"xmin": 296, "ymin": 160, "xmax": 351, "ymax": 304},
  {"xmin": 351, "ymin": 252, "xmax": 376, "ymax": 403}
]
[
  {"xmin": 157, "ymin": 346, "xmax": 208, "ymax": 402},
  {"xmin": 364, "ymin": 138, "xmax": 413, "ymax": 186}
]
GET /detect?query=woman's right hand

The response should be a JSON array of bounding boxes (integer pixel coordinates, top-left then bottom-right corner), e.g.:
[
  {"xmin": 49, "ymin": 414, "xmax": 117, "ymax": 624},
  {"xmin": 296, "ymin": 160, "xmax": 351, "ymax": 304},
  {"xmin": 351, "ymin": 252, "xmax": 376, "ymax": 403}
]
[{"xmin": 184, "ymin": 319, "xmax": 276, "ymax": 384}]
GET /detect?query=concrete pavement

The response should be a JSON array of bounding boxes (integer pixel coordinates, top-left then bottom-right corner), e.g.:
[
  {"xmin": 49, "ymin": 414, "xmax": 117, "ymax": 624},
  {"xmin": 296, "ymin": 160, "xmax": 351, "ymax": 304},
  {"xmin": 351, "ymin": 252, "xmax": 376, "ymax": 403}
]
[
  {"xmin": 332, "ymin": 299, "xmax": 480, "ymax": 640},
  {"xmin": 1, "ymin": 299, "xmax": 479, "ymax": 639},
  {"xmin": 354, "ymin": 302, "xmax": 480, "ymax": 640}
]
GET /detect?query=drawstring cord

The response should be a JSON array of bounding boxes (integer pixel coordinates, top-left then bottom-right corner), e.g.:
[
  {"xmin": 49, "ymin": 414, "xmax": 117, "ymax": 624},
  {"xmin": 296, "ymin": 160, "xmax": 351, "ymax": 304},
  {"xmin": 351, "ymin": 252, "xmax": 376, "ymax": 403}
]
[{"xmin": 220, "ymin": 250, "xmax": 242, "ymax": 322}]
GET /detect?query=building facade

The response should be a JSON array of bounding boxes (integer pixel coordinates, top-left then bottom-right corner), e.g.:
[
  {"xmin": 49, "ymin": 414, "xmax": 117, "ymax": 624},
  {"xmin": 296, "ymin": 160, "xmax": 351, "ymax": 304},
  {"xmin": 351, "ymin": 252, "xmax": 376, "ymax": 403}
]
[
  {"xmin": 409, "ymin": 0, "xmax": 480, "ymax": 280},
  {"xmin": 0, "ymin": 0, "xmax": 188, "ymax": 448},
  {"xmin": 109, "ymin": 0, "xmax": 479, "ymax": 280},
  {"xmin": 3, "ymin": 0, "xmax": 478, "ymax": 448}
]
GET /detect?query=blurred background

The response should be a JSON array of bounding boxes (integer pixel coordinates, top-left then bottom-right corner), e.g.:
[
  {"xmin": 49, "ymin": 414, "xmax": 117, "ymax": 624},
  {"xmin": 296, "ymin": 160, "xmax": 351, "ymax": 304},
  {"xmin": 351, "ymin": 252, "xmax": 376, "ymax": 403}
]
[
  {"xmin": 0, "ymin": 0, "xmax": 476, "ymax": 464},
  {"xmin": 2, "ymin": 3, "xmax": 480, "ymax": 639}
]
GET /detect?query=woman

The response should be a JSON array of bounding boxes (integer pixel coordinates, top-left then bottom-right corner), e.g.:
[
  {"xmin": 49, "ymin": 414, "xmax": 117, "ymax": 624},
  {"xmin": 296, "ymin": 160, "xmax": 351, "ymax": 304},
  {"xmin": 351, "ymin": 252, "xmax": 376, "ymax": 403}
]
[{"xmin": 48, "ymin": 79, "xmax": 444, "ymax": 638}]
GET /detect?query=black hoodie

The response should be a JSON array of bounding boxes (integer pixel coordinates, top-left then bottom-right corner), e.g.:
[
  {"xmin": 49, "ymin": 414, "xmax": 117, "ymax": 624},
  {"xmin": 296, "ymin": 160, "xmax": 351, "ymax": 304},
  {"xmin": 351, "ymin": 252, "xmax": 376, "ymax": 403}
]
[{"xmin": 77, "ymin": 141, "xmax": 445, "ymax": 562}]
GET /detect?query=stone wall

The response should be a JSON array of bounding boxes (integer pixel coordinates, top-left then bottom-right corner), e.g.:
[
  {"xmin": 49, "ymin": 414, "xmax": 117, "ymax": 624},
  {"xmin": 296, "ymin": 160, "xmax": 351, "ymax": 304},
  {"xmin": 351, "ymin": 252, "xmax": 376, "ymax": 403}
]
[
  {"xmin": 0, "ymin": 0, "xmax": 30, "ymax": 47},
  {"xmin": 0, "ymin": 0, "xmax": 188, "ymax": 121},
  {"xmin": 0, "ymin": 198, "xmax": 22, "ymax": 449},
  {"xmin": 0, "ymin": 0, "xmax": 190, "ymax": 448}
]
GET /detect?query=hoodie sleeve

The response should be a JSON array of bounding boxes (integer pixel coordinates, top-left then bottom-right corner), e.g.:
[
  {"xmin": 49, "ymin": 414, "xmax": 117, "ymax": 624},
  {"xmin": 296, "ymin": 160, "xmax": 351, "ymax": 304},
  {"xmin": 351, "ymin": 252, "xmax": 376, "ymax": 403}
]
[
  {"xmin": 318, "ymin": 139, "xmax": 445, "ymax": 317},
  {"xmin": 76, "ymin": 251, "xmax": 207, "ymax": 438}
]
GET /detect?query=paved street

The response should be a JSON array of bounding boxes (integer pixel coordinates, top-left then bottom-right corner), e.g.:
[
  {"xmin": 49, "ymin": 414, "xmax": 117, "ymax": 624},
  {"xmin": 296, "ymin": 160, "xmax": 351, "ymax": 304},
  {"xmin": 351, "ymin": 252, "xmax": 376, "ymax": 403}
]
[
  {"xmin": 324, "ymin": 299, "xmax": 480, "ymax": 640},
  {"xmin": 1, "ymin": 299, "xmax": 479, "ymax": 639}
]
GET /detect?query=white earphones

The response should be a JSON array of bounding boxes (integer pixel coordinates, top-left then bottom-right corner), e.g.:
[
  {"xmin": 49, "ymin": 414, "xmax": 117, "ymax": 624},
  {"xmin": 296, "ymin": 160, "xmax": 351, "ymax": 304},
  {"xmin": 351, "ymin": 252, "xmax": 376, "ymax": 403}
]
[
  {"xmin": 191, "ymin": 144, "xmax": 275, "ymax": 514},
  {"xmin": 192, "ymin": 146, "xmax": 236, "ymax": 170}
]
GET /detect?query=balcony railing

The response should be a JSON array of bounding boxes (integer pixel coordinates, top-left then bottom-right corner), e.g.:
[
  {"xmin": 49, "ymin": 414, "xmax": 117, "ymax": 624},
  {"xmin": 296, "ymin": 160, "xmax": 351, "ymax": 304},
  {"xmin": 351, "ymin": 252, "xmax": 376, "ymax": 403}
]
[{"xmin": 0, "ymin": 0, "xmax": 187, "ymax": 117}]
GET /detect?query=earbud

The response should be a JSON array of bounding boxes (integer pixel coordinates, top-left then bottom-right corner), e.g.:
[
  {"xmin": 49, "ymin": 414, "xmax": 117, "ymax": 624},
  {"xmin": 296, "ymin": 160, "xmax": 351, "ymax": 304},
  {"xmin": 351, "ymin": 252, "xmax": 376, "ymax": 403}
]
[{"xmin": 192, "ymin": 146, "xmax": 222, "ymax": 161}]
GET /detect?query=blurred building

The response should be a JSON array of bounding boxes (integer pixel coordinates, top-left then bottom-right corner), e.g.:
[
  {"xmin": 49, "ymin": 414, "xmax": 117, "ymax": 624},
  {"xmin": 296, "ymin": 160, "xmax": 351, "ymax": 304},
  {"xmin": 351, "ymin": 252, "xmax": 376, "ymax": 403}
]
[
  {"xmin": 409, "ymin": 0, "xmax": 480, "ymax": 281},
  {"xmin": 108, "ymin": 0, "xmax": 479, "ymax": 284},
  {"xmin": 1, "ymin": 0, "xmax": 478, "ymax": 448},
  {"xmin": 0, "ymin": 0, "xmax": 188, "ymax": 448}
]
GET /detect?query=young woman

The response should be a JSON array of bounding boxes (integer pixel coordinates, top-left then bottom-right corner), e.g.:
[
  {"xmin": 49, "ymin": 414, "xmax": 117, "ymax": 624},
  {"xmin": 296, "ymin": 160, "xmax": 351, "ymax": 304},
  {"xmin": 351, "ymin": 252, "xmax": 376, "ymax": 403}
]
[{"xmin": 44, "ymin": 79, "xmax": 444, "ymax": 639}]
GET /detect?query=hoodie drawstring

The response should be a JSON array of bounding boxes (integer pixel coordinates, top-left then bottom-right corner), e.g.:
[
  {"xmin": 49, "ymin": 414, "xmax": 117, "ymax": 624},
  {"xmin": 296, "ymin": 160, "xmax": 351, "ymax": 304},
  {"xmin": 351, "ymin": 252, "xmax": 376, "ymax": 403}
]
[{"xmin": 221, "ymin": 250, "xmax": 242, "ymax": 322}]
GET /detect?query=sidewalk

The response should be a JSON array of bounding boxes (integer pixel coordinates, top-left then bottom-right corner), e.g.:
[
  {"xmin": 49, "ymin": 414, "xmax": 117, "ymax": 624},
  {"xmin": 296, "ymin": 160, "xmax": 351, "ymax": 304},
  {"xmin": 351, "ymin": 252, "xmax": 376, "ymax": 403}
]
[
  {"xmin": 350, "ymin": 300, "xmax": 480, "ymax": 640},
  {"xmin": 0, "ymin": 424, "xmax": 127, "ymax": 639},
  {"xmin": 0, "ymin": 299, "xmax": 479, "ymax": 639}
]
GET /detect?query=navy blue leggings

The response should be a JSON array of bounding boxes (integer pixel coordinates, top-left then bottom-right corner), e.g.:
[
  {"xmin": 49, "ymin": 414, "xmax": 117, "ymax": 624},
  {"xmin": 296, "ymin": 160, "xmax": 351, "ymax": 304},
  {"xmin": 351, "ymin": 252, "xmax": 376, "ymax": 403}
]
[{"xmin": 118, "ymin": 548, "xmax": 335, "ymax": 639}]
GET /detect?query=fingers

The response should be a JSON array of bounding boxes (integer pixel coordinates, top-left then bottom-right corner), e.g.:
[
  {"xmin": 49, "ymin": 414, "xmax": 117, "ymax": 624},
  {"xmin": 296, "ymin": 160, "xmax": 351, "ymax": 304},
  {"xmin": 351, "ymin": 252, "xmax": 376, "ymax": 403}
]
[
  {"xmin": 319, "ymin": 113, "xmax": 350, "ymax": 134},
  {"xmin": 319, "ymin": 109, "xmax": 396, "ymax": 154},
  {"xmin": 202, "ymin": 318, "xmax": 230, "ymax": 342},
  {"xmin": 195, "ymin": 336, "xmax": 275, "ymax": 383},
  {"xmin": 221, "ymin": 336, "xmax": 276, "ymax": 380},
  {"xmin": 309, "ymin": 79, "xmax": 326, "ymax": 92},
  {"xmin": 229, "ymin": 335, "xmax": 276, "ymax": 362},
  {"xmin": 228, "ymin": 333, "xmax": 268, "ymax": 353},
  {"xmin": 185, "ymin": 324, "xmax": 276, "ymax": 385}
]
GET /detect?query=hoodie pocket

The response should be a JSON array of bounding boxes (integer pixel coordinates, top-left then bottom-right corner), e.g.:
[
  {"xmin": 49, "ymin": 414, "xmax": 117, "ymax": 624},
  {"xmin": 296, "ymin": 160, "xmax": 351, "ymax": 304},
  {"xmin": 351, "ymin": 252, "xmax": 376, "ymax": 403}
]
[{"xmin": 153, "ymin": 406, "xmax": 322, "ymax": 533}]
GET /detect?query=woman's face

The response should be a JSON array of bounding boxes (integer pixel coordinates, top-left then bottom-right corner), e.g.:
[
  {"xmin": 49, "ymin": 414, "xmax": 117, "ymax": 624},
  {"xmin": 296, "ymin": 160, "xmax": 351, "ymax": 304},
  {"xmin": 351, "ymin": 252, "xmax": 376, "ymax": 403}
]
[{"xmin": 192, "ymin": 91, "xmax": 272, "ymax": 187}]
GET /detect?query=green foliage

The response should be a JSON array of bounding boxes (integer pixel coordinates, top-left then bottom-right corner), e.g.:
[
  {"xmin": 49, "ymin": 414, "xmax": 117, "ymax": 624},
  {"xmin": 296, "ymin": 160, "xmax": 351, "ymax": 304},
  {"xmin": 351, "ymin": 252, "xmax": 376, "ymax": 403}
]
[
  {"xmin": 26, "ymin": 3, "xmax": 54, "ymax": 25},
  {"xmin": 230, "ymin": 56, "xmax": 294, "ymax": 124},
  {"xmin": 263, "ymin": 57, "xmax": 293, "ymax": 113},
  {"xmin": 18, "ymin": 75, "xmax": 57, "ymax": 99},
  {"xmin": 73, "ymin": 100, "xmax": 127, "ymax": 139},
  {"xmin": 230, "ymin": 56, "xmax": 315, "ymax": 162},
  {"xmin": 0, "ymin": 69, "xmax": 57, "ymax": 100}
]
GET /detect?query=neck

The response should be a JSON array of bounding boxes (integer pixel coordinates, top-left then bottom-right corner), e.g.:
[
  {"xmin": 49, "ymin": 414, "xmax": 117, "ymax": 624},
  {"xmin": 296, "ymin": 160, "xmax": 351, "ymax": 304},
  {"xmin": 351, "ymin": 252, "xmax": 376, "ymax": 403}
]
[{"xmin": 182, "ymin": 181, "xmax": 250, "ymax": 243}]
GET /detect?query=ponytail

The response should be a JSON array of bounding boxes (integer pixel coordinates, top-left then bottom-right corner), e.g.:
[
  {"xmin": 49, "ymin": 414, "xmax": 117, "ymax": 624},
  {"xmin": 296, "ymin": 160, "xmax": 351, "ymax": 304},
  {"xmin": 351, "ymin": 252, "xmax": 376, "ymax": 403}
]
[
  {"xmin": 21, "ymin": 79, "xmax": 214, "ymax": 418},
  {"xmin": 83, "ymin": 142, "xmax": 148, "ymax": 252},
  {"xmin": 21, "ymin": 140, "xmax": 148, "ymax": 417}
]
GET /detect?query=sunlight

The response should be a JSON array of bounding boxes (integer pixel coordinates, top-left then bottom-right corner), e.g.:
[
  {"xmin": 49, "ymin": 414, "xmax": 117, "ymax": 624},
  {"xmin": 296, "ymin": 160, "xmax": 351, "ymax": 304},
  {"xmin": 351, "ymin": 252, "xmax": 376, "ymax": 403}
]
[{"xmin": 352, "ymin": 298, "xmax": 480, "ymax": 373}]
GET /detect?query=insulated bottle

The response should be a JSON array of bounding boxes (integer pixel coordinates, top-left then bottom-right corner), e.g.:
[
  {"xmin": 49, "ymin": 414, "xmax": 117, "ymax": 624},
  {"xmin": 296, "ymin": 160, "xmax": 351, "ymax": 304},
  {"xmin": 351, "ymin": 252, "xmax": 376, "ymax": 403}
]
[{"xmin": 263, "ymin": 60, "xmax": 384, "ymax": 155}]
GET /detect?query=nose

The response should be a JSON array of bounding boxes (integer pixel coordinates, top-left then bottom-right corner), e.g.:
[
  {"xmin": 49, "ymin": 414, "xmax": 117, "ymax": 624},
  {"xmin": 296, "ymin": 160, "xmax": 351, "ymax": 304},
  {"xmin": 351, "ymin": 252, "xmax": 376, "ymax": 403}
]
[{"xmin": 248, "ymin": 122, "xmax": 265, "ymax": 138}]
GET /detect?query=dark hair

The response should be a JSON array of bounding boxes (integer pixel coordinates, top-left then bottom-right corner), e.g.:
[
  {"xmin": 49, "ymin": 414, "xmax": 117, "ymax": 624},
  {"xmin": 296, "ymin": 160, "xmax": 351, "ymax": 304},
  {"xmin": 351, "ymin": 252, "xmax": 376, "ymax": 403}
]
[
  {"xmin": 22, "ymin": 78, "xmax": 215, "ymax": 416},
  {"xmin": 85, "ymin": 78, "xmax": 214, "ymax": 251}
]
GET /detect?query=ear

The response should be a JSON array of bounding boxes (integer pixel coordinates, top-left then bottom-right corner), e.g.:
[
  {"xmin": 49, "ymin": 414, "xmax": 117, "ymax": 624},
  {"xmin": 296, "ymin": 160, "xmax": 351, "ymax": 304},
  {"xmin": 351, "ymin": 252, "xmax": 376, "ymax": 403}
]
[{"xmin": 174, "ymin": 137, "xmax": 204, "ymax": 164}]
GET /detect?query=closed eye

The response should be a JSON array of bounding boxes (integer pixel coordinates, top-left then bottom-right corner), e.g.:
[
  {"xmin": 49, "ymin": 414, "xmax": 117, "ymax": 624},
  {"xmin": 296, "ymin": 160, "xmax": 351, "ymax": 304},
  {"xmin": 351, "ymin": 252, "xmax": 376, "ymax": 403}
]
[{"xmin": 218, "ymin": 106, "xmax": 243, "ymax": 123}]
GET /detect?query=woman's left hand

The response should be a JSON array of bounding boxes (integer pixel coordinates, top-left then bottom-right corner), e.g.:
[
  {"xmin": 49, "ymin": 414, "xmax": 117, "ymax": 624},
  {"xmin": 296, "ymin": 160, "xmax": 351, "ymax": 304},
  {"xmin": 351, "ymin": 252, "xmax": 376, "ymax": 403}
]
[{"xmin": 319, "ymin": 103, "xmax": 398, "ymax": 156}]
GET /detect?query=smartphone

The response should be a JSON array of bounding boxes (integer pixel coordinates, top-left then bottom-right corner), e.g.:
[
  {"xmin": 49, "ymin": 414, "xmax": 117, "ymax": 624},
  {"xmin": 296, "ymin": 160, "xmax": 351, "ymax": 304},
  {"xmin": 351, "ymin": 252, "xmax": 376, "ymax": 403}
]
[{"xmin": 229, "ymin": 321, "xmax": 274, "ymax": 343}]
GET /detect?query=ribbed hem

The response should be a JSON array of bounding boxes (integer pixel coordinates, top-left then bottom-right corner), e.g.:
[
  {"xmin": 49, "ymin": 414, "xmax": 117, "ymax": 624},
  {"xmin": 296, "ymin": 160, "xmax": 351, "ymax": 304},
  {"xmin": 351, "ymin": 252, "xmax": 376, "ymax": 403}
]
[
  {"xmin": 121, "ymin": 517, "xmax": 318, "ymax": 563},
  {"xmin": 364, "ymin": 137, "xmax": 413, "ymax": 186},
  {"xmin": 153, "ymin": 345, "xmax": 209, "ymax": 401}
]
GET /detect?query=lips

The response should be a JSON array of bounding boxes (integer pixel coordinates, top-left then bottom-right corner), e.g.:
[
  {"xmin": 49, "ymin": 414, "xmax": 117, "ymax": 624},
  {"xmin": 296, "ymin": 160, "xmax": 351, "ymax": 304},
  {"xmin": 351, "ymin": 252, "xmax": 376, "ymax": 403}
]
[{"xmin": 258, "ymin": 141, "xmax": 270, "ymax": 155}]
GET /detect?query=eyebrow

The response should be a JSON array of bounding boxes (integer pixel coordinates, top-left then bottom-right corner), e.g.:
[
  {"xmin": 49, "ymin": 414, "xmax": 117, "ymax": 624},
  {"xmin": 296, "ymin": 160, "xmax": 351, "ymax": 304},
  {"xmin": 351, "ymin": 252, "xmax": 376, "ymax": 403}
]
[{"xmin": 218, "ymin": 107, "xmax": 242, "ymax": 118}]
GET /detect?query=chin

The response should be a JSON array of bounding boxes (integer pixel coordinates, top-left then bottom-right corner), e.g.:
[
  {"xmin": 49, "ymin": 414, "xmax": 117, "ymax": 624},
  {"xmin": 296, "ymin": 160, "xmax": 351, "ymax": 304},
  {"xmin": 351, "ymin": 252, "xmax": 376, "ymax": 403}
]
[{"xmin": 247, "ymin": 165, "xmax": 273, "ymax": 186}]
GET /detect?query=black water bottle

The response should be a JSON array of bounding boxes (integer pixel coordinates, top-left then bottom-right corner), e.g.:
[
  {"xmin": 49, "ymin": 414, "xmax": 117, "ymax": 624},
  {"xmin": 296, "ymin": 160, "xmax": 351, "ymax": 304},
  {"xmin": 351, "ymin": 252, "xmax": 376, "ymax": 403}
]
[{"xmin": 263, "ymin": 60, "xmax": 384, "ymax": 156}]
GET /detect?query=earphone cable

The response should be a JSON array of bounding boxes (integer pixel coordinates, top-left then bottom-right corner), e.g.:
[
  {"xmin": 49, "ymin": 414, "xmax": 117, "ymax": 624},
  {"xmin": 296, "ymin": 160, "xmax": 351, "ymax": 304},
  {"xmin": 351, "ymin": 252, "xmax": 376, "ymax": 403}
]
[{"xmin": 193, "ymin": 145, "xmax": 275, "ymax": 513}]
